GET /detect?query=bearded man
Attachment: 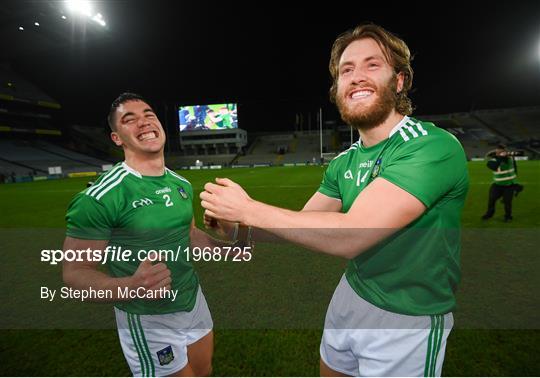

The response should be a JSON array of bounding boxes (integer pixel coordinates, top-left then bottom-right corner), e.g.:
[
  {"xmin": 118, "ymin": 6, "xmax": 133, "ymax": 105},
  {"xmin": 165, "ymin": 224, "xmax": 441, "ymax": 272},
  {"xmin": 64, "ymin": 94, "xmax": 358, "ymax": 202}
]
[{"xmin": 201, "ymin": 23, "xmax": 469, "ymax": 377}]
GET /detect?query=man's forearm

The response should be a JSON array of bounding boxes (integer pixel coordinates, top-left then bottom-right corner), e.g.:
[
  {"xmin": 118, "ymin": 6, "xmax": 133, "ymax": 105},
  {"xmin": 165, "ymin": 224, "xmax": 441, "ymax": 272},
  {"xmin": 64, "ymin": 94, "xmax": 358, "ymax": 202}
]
[
  {"xmin": 243, "ymin": 201, "xmax": 392, "ymax": 259},
  {"xmin": 190, "ymin": 227, "xmax": 233, "ymax": 249}
]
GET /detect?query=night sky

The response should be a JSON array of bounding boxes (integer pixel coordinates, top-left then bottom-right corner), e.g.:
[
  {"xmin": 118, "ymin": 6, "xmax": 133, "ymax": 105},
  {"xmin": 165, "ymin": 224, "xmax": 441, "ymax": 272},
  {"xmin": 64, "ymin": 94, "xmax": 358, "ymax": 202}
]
[{"xmin": 2, "ymin": 1, "xmax": 540, "ymax": 131}]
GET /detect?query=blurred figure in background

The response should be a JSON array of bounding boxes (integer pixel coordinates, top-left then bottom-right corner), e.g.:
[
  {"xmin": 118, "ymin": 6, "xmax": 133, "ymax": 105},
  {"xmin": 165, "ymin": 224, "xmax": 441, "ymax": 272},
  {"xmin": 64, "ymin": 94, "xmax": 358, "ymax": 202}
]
[{"xmin": 481, "ymin": 144, "xmax": 524, "ymax": 222}]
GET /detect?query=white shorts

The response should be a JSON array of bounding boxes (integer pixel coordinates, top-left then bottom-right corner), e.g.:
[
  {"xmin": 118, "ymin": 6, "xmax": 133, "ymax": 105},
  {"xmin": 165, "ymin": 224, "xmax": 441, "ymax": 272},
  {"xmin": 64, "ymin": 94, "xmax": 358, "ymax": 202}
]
[
  {"xmin": 320, "ymin": 275, "xmax": 453, "ymax": 377},
  {"xmin": 115, "ymin": 286, "xmax": 213, "ymax": 377}
]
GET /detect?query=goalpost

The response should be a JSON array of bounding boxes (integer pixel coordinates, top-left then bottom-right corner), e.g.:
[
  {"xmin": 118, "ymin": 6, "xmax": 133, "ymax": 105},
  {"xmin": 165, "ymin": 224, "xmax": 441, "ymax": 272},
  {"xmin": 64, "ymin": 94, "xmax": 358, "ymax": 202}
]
[{"xmin": 319, "ymin": 107, "xmax": 351, "ymax": 164}]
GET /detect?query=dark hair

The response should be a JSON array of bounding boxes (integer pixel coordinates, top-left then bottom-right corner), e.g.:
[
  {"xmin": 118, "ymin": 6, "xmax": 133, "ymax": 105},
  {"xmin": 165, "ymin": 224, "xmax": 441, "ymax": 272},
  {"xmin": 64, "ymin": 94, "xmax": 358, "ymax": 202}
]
[
  {"xmin": 497, "ymin": 144, "xmax": 507, "ymax": 150},
  {"xmin": 107, "ymin": 92, "xmax": 151, "ymax": 131},
  {"xmin": 329, "ymin": 23, "xmax": 414, "ymax": 115}
]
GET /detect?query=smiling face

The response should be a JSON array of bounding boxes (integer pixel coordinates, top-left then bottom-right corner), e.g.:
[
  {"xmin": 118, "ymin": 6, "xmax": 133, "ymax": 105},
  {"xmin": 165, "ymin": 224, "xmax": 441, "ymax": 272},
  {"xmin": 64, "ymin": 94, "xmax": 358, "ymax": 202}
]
[
  {"xmin": 335, "ymin": 38, "xmax": 404, "ymax": 130},
  {"xmin": 110, "ymin": 100, "xmax": 166, "ymax": 155}
]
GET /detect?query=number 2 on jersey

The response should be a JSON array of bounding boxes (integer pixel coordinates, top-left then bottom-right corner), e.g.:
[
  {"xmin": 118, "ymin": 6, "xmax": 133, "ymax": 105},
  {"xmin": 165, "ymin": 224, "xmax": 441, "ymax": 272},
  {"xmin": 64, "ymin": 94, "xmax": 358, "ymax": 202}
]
[{"xmin": 163, "ymin": 194, "xmax": 173, "ymax": 207}]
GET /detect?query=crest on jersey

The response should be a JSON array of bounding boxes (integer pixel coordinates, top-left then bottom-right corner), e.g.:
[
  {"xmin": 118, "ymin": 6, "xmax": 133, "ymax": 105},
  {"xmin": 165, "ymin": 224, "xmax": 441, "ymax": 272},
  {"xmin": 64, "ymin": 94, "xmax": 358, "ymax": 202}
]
[
  {"xmin": 177, "ymin": 187, "xmax": 188, "ymax": 199},
  {"xmin": 371, "ymin": 158, "xmax": 382, "ymax": 179},
  {"xmin": 157, "ymin": 345, "xmax": 175, "ymax": 366}
]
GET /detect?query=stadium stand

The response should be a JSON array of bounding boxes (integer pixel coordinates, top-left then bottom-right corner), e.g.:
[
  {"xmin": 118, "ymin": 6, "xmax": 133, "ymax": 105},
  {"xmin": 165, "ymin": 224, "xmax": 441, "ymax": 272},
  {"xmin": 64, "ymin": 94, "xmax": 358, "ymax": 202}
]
[
  {"xmin": 0, "ymin": 139, "xmax": 112, "ymax": 178},
  {"xmin": 235, "ymin": 133, "xmax": 294, "ymax": 165},
  {"xmin": 420, "ymin": 107, "xmax": 540, "ymax": 159},
  {"xmin": 233, "ymin": 131, "xmax": 334, "ymax": 165},
  {"xmin": 0, "ymin": 64, "xmax": 60, "ymax": 108},
  {"xmin": 69, "ymin": 125, "xmax": 124, "ymax": 161},
  {"xmin": 225, "ymin": 107, "xmax": 539, "ymax": 166},
  {"xmin": 166, "ymin": 154, "xmax": 236, "ymax": 168},
  {"xmin": 472, "ymin": 107, "xmax": 540, "ymax": 141},
  {"xmin": 0, "ymin": 158, "xmax": 39, "ymax": 178},
  {"xmin": 281, "ymin": 132, "xmax": 332, "ymax": 164},
  {"xmin": 1, "ymin": 83, "xmax": 537, "ymax": 182}
]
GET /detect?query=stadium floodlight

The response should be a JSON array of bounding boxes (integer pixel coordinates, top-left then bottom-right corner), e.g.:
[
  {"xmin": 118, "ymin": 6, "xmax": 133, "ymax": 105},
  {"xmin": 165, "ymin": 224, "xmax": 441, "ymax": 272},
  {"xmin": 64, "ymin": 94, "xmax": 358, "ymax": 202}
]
[
  {"xmin": 64, "ymin": 1, "xmax": 107, "ymax": 28},
  {"xmin": 65, "ymin": 0, "xmax": 93, "ymax": 17},
  {"xmin": 18, "ymin": 26, "xmax": 24, "ymax": 31},
  {"xmin": 34, "ymin": 22, "xmax": 40, "ymax": 26},
  {"xmin": 92, "ymin": 13, "xmax": 106, "ymax": 27},
  {"xmin": 61, "ymin": 15, "xmax": 67, "ymax": 20}
]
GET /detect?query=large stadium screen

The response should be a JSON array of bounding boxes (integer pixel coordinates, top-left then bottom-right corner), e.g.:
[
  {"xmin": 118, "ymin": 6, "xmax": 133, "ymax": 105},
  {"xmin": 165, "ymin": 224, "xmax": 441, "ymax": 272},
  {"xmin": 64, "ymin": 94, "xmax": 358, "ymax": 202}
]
[{"xmin": 178, "ymin": 103, "xmax": 238, "ymax": 131}]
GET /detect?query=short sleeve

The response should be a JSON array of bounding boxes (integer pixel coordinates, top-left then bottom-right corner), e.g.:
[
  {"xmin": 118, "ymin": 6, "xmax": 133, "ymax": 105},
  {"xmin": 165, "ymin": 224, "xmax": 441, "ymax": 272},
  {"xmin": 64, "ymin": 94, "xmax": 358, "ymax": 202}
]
[
  {"xmin": 318, "ymin": 162, "xmax": 341, "ymax": 200},
  {"xmin": 65, "ymin": 192, "xmax": 114, "ymax": 240},
  {"xmin": 380, "ymin": 133, "xmax": 467, "ymax": 208},
  {"xmin": 185, "ymin": 181, "xmax": 194, "ymax": 198}
]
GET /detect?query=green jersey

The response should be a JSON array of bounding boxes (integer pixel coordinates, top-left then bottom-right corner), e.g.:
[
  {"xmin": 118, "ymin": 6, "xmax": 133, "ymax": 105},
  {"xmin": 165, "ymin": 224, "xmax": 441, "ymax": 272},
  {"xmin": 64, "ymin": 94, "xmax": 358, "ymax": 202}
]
[
  {"xmin": 318, "ymin": 116, "xmax": 469, "ymax": 316},
  {"xmin": 489, "ymin": 157, "xmax": 516, "ymax": 186},
  {"xmin": 65, "ymin": 162, "xmax": 198, "ymax": 315}
]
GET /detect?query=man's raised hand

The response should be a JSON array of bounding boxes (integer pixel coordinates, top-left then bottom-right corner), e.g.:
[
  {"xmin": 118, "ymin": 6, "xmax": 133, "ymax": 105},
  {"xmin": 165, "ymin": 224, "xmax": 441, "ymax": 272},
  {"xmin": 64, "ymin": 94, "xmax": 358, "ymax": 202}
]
[{"xmin": 200, "ymin": 178, "xmax": 253, "ymax": 224}]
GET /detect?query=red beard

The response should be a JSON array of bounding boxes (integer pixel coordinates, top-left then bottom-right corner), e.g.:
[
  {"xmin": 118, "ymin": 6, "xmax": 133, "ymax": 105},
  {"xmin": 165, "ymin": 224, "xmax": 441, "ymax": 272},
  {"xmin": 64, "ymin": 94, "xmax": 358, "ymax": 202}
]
[{"xmin": 337, "ymin": 76, "xmax": 398, "ymax": 131}]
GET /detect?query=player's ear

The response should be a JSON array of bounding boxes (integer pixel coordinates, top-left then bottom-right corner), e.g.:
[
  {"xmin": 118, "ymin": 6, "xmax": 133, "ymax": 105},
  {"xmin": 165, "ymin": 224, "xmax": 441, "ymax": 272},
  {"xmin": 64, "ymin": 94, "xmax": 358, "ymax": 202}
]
[
  {"xmin": 110, "ymin": 132, "xmax": 123, "ymax": 147},
  {"xmin": 396, "ymin": 72, "xmax": 405, "ymax": 93}
]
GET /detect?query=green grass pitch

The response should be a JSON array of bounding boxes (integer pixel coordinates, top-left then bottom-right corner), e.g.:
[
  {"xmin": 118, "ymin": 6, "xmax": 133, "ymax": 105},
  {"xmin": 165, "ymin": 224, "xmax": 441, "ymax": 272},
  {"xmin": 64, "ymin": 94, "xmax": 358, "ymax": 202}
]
[{"xmin": 0, "ymin": 161, "xmax": 538, "ymax": 376}]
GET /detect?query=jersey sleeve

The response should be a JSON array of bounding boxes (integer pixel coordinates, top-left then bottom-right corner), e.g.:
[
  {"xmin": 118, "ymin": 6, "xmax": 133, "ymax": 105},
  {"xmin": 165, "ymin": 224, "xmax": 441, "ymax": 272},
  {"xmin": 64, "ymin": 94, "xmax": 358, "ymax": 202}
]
[
  {"xmin": 65, "ymin": 192, "xmax": 114, "ymax": 240},
  {"xmin": 380, "ymin": 133, "xmax": 467, "ymax": 208},
  {"xmin": 185, "ymin": 180, "xmax": 194, "ymax": 198},
  {"xmin": 318, "ymin": 161, "xmax": 341, "ymax": 200}
]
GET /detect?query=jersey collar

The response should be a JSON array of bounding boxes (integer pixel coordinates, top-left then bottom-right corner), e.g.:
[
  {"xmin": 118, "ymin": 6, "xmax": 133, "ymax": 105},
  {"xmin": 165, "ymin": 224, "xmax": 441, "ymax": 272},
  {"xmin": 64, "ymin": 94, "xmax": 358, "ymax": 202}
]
[
  {"xmin": 357, "ymin": 115, "xmax": 410, "ymax": 145},
  {"xmin": 389, "ymin": 115, "xmax": 410, "ymax": 137},
  {"xmin": 121, "ymin": 162, "xmax": 143, "ymax": 178},
  {"xmin": 121, "ymin": 161, "xmax": 172, "ymax": 178}
]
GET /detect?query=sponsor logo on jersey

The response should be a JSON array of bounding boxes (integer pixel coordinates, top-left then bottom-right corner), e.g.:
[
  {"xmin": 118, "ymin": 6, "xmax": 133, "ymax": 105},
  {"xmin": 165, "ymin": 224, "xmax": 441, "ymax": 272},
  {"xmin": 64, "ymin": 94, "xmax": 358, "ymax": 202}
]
[
  {"xmin": 132, "ymin": 197, "xmax": 154, "ymax": 208},
  {"xmin": 157, "ymin": 345, "xmax": 175, "ymax": 366},
  {"xmin": 177, "ymin": 187, "xmax": 188, "ymax": 199},
  {"xmin": 155, "ymin": 187, "xmax": 172, "ymax": 195},
  {"xmin": 359, "ymin": 160, "xmax": 373, "ymax": 168}
]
